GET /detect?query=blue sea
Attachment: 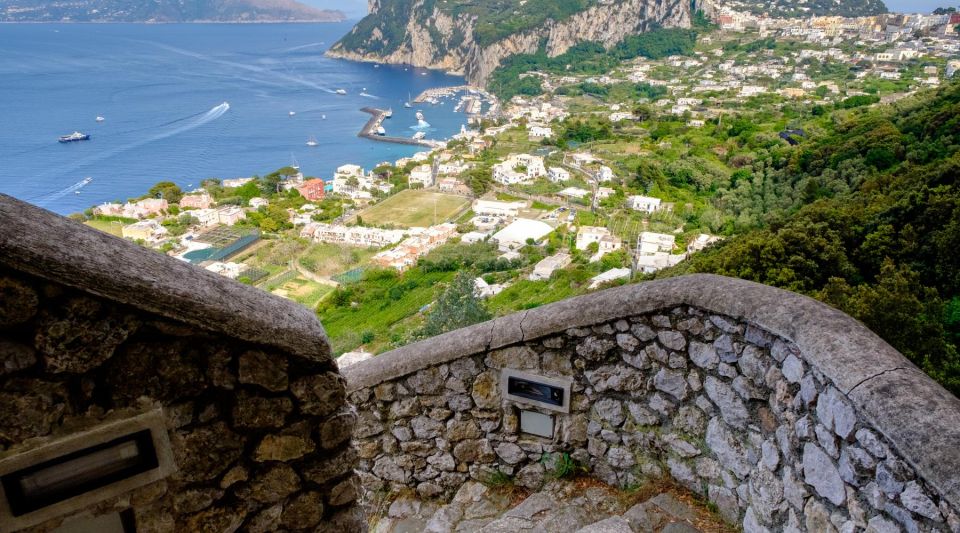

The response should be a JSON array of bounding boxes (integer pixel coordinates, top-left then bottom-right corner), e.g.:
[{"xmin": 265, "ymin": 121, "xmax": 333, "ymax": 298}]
[{"xmin": 0, "ymin": 23, "xmax": 470, "ymax": 214}]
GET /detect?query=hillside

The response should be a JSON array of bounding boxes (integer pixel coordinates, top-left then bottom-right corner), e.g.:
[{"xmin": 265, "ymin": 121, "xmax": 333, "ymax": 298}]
[
  {"xmin": 725, "ymin": 0, "xmax": 887, "ymax": 18},
  {"xmin": 326, "ymin": 0, "xmax": 701, "ymax": 85},
  {"xmin": 0, "ymin": 0, "xmax": 345, "ymax": 22},
  {"xmin": 658, "ymin": 81, "xmax": 960, "ymax": 395}
]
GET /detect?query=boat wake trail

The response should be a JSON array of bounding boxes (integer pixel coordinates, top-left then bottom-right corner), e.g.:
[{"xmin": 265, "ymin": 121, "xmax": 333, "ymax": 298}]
[
  {"xmin": 28, "ymin": 102, "xmax": 231, "ymax": 205},
  {"xmin": 28, "ymin": 177, "xmax": 91, "ymax": 203}
]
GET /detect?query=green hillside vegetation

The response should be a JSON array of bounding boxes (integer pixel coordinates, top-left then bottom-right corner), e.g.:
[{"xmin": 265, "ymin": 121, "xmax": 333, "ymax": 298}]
[
  {"xmin": 490, "ymin": 27, "xmax": 699, "ymax": 99},
  {"xmin": 659, "ymin": 82, "xmax": 960, "ymax": 395}
]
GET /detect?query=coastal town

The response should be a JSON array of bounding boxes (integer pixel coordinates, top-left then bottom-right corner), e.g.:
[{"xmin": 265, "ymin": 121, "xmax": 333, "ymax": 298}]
[{"xmin": 77, "ymin": 6, "xmax": 960, "ymax": 356}]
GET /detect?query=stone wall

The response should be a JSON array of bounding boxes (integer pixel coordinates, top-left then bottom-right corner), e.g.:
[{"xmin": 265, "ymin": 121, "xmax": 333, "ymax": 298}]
[
  {"xmin": 0, "ymin": 195, "xmax": 361, "ymax": 532},
  {"xmin": 343, "ymin": 275, "xmax": 960, "ymax": 533}
]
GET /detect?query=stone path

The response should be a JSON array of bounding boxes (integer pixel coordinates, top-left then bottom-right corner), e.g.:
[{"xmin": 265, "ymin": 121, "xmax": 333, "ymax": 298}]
[{"xmin": 371, "ymin": 479, "xmax": 729, "ymax": 533}]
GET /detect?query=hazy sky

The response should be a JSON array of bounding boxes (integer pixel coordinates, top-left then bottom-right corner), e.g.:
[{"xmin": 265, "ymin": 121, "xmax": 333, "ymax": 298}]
[{"xmin": 303, "ymin": 0, "xmax": 960, "ymax": 18}]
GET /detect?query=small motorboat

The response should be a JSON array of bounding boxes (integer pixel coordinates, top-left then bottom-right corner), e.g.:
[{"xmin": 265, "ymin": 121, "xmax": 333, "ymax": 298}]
[
  {"xmin": 412, "ymin": 131, "xmax": 426, "ymax": 140},
  {"xmin": 322, "ymin": 114, "xmax": 327, "ymax": 120},
  {"xmin": 289, "ymin": 111, "xmax": 296, "ymax": 117},
  {"xmin": 335, "ymin": 89, "xmax": 347, "ymax": 95},
  {"xmin": 376, "ymin": 126, "xmax": 386, "ymax": 136},
  {"xmin": 95, "ymin": 116, "xmax": 105, "ymax": 122},
  {"xmin": 384, "ymin": 108, "xmax": 393, "ymax": 118},
  {"xmin": 306, "ymin": 136, "xmax": 318, "ymax": 147}
]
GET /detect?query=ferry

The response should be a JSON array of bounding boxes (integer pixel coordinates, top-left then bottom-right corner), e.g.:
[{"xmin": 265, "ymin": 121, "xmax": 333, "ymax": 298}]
[
  {"xmin": 335, "ymin": 89, "xmax": 347, "ymax": 95},
  {"xmin": 376, "ymin": 126, "xmax": 386, "ymax": 136},
  {"xmin": 306, "ymin": 136, "xmax": 318, "ymax": 147},
  {"xmin": 58, "ymin": 132, "xmax": 90, "ymax": 143},
  {"xmin": 384, "ymin": 108, "xmax": 393, "ymax": 118},
  {"xmin": 95, "ymin": 116, "xmax": 105, "ymax": 123}
]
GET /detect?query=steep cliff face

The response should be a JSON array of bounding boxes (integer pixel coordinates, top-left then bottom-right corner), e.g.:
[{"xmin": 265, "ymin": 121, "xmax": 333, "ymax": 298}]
[{"xmin": 327, "ymin": 0, "xmax": 695, "ymax": 85}]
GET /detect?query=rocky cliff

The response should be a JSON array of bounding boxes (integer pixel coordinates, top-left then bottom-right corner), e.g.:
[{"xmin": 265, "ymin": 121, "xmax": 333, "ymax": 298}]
[{"xmin": 327, "ymin": 0, "xmax": 698, "ymax": 85}]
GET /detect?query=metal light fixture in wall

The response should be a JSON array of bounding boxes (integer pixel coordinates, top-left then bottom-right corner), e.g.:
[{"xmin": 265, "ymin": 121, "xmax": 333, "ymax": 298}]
[
  {"xmin": 500, "ymin": 368, "xmax": 572, "ymax": 413},
  {"xmin": 0, "ymin": 410, "xmax": 176, "ymax": 533}
]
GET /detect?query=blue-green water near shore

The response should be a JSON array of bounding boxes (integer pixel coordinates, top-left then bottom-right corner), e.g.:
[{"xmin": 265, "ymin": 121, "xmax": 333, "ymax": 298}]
[{"xmin": 0, "ymin": 22, "xmax": 469, "ymax": 214}]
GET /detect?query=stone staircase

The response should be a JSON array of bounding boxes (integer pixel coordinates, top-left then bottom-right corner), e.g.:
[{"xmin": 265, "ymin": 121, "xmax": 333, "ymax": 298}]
[{"xmin": 371, "ymin": 479, "xmax": 731, "ymax": 533}]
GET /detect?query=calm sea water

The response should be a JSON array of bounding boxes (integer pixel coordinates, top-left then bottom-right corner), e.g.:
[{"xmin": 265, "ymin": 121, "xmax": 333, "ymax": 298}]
[{"xmin": 0, "ymin": 23, "xmax": 469, "ymax": 214}]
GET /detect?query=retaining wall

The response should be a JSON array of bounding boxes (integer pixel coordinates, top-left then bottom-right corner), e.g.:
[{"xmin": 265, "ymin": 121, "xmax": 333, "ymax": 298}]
[
  {"xmin": 343, "ymin": 275, "xmax": 960, "ymax": 533},
  {"xmin": 0, "ymin": 195, "xmax": 361, "ymax": 532}
]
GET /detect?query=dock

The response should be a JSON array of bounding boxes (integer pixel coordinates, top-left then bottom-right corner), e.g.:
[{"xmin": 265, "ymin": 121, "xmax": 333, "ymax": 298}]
[{"xmin": 357, "ymin": 107, "xmax": 437, "ymax": 148}]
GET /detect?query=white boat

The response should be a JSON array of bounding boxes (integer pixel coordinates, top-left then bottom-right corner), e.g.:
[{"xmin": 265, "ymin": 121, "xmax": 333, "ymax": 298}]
[
  {"xmin": 95, "ymin": 116, "xmax": 105, "ymax": 122},
  {"xmin": 376, "ymin": 126, "xmax": 386, "ymax": 136},
  {"xmin": 289, "ymin": 111, "xmax": 296, "ymax": 117},
  {"xmin": 335, "ymin": 89, "xmax": 347, "ymax": 95},
  {"xmin": 322, "ymin": 114, "xmax": 327, "ymax": 120},
  {"xmin": 384, "ymin": 108, "xmax": 393, "ymax": 118},
  {"xmin": 416, "ymin": 111, "xmax": 425, "ymax": 121},
  {"xmin": 404, "ymin": 101, "xmax": 412, "ymax": 108},
  {"xmin": 412, "ymin": 131, "xmax": 426, "ymax": 140},
  {"xmin": 306, "ymin": 136, "xmax": 318, "ymax": 147},
  {"xmin": 74, "ymin": 176, "xmax": 93, "ymax": 193}
]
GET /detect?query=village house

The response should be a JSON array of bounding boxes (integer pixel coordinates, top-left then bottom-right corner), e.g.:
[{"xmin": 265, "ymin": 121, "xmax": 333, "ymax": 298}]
[
  {"xmin": 296, "ymin": 179, "xmax": 327, "ymax": 202},
  {"xmin": 548, "ymin": 167, "xmax": 571, "ymax": 183},
  {"xmin": 492, "ymin": 218, "xmax": 553, "ymax": 252},
  {"xmin": 438, "ymin": 178, "xmax": 470, "ymax": 195},
  {"xmin": 370, "ymin": 223, "xmax": 458, "ymax": 271},
  {"xmin": 203, "ymin": 261, "xmax": 248, "ymax": 280},
  {"xmin": 637, "ymin": 231, "xmax": 675, "ymax": 255},
  {"xmin": 409, "ymin": 164, "xmax": 435, "ymax": 188},
  {"xmin": 588, "ymin": 267, "xmax": 631, "ymax": 289},
  {"xmin": 492, "ymin": 154, "xmax": 546, "ymax": 185},
  {"xmin": 180, "ymin": 192, "xmax": 214, "ymax": 209},
  {"xmin": 626, "ymin": 195, "xmax": 663, "ymax": 213},
  {"xmin": 121, "ymin": 219, "xmax": 168, "ymax": 243},
  {"xmin": 529, "ymin": 253, "xmax": 572, "ymax": 281},
  {"xmin": 123, "ymin": 198, "xmax": 169, "ymax": 219},
  {"xmin": 576, "ymin": 226, "xmax": 623, "ymax": 261},
  {"xmin": 558, "ymin": 187, "xmax": 591, "ymax": 200},
  {"xmin": 687, "ymin": 233, "xmax": 723, "ymax": 253},
  {"xmin": 473, "ymin": 199, "xmax": 527, "ymax": 219},
  {"xmin": 249, "ymin": 197, "xmax": 269, "ymax": 209},
  {"xmin": 528, "ymin": 125, "xmax": 553, "ymax": 140},
  {"xmin": 215, "ymin": 206, "xmax": 246, "ymax": 226},
  {"xmin": 300, "ymin": 223, "xmax": 406, "ymax": 248},
  {"xmin": 596, "ymin": 166, "xmax": 615, "ymax": 182},
  {"xmin": 92, "ymin": 202, "xmax": 124, "ymax": 217}
]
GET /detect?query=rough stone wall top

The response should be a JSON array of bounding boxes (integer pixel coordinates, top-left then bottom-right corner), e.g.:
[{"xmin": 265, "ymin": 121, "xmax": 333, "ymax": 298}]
[
  {"xmin": 343, "ymin": 274, "xmax": 960, "ymax": 512},
  {"xmin": 0, "ymin": 194, "xmax": 330, "ymax": 362}
]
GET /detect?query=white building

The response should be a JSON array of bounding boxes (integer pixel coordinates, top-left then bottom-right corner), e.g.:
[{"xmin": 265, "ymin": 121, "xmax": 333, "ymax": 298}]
[
  {"xmin": 473, "ymin": 200, "xmax": 526, "ymax": 218},
  {"xmin": 409, "ymin": 164, "xmax": 434, "ymax": 188},
  {"xmin": 637, "ymin": 232, "xmax": 675, "ymax": 255},
  {"xmin": 528, "ymin": 125, "xmax": 553, "ymax": 140},
  {"xmin": 626, "ymin": 195, "xmax": 662, "ymax": 213},
  {"xmin": 548, "ymin": 167, "xmax": 571, "ymax": 183},
  {"xmin": 558, "ymin": 187, "xmax": 590, "ymax": 200},
  {"xmin": 576, "ymin": 226, "xmax": 622, "ymax": 261},
  {"xmin": 588, "ymin": 268, "xmax": 631, "ymax": 289},
  {"xmin": 222, "ymin": 177, "xmax": 254, "ymax": 188},
  {"xmin": 492, "ymin": 218, "xmax": 553, "ymax": 252},
  {"xmin": 529, "ymin": 253, "xmax": 571, "ymax": 281},
  {"xmin": 596, "ymin": 166, "xmax": 615, "ymax": 182},
  {"xmin": 493, "ymin": 154, "xmax": 547, "ymax": 185},
  {"xmin": 687, "ymin": 233, "xmax": 722, "ymax": 253}
]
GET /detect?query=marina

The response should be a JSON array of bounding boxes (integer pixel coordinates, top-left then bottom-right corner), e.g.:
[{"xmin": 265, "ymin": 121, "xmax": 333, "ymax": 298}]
[{"xmin": 358, "ymin": 107, "xmax": 439, "ymax": 148}]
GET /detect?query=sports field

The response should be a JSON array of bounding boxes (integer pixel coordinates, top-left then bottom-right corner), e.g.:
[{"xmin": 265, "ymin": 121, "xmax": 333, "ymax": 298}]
[{"xmin": 358, "ymin": 189, "xmax": 470, "ymax": 228}]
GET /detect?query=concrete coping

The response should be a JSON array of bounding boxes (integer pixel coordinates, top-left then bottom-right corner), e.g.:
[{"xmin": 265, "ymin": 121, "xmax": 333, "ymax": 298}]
[
  {"xmin": 343, "ymin": 273, "xmax": 960, "ymax": 509},
  {"xmin": 0, "ymin": 194, "xmax": 331, "ymax": 362}
]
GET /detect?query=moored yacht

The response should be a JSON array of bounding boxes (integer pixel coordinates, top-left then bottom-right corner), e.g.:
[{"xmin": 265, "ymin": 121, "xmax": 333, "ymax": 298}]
[
  {"xmin": 306, "ymin": 136, "xmax": 318, "ymax": 147},
  {"xmin": 58, "ymin": 132, "xmax": 90, "ymax": 143}
]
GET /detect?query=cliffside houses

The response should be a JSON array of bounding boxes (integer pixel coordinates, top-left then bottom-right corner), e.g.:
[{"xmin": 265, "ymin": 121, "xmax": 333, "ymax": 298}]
[
  {"xmin": 300, "ymin": 223, "xmax": 406, "ymax": 248},
  {"xmin": 492, "ymin": 154, "xmax": 547, "ymax": 185},
  {"xmin": 626, "ymin": 195, "xmax": 666, "ymax": 213},
  {"xmin": 634, "ymin": 231, "xmax": 684, "ymax": 274},
  {"xmin": 575, "ymin": 226, "xmax": 622, "ymax": 261},
  {"xmin": 94, "ymin": 198, "xmax": 169, "ymax": 219},
  {"xmin": 370, "ymin": 223, "xmax": 458, "ymax": 271}
]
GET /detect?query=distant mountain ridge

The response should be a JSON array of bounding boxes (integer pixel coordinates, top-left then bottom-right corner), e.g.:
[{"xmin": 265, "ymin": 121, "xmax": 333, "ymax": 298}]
[{"xmin": 0, "ymin": 0, "xmax": 346, "ymax": 22}]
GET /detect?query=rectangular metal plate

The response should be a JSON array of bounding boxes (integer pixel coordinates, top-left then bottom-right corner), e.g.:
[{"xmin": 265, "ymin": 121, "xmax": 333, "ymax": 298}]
[
  {"xmin": 520, "ymin": 410, "xmax": 555, "ymax": 438},
  {"xmin": 500, "ymin": 369, "xmax": 572, "ymax": 413}
]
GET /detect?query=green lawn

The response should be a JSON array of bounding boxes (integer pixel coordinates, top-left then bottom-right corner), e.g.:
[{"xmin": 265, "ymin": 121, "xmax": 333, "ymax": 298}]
[
  {"xmin": 270, "ymin": 276, "xmax": 333, "ymax": 309},
  {"xmin": 84, "ymin": 219, "xmax": 125, "ymax": 238},
  {"xmin": 298, "ymin": 243, "xmax": 377, "ymax": 278},
  {"xmin": 358, "ymin": 189, "xmax": 470, "ymax": 228}
]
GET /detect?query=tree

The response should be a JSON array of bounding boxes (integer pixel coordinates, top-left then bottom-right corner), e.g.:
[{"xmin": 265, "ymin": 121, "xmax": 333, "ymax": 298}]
[
  {"xmin": 417, "ymin": 271, "xmax": 492, "ymax": 338},
  {"xmin": 148, "ymin": 181, "xmax": 183, "ymax": 204}
]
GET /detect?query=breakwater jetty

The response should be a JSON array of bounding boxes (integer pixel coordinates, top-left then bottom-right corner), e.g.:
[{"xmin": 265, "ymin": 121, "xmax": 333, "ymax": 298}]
[{"xmin": 357, "ymin": 107, "xmax": 438, "ymax": 148}]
